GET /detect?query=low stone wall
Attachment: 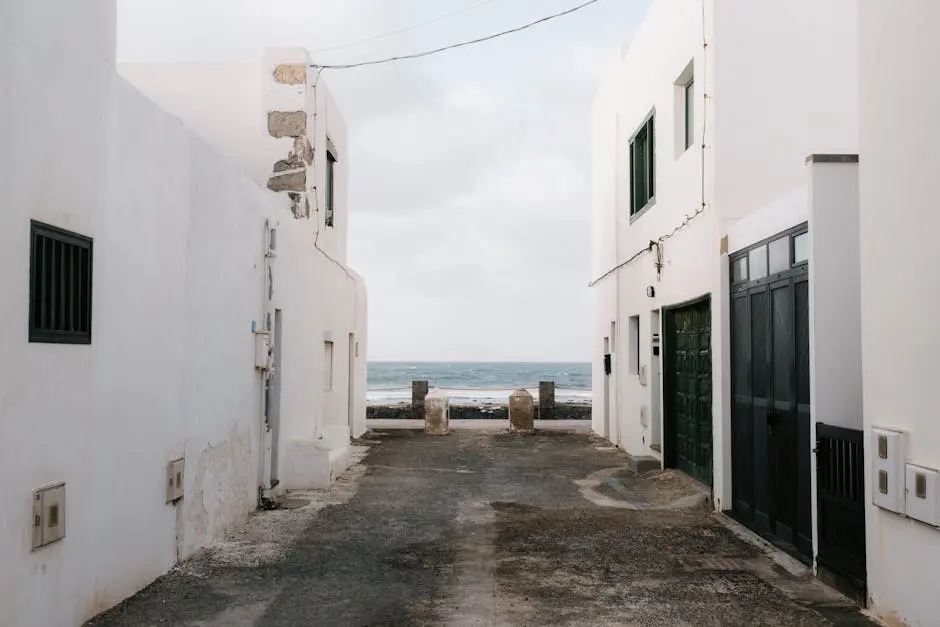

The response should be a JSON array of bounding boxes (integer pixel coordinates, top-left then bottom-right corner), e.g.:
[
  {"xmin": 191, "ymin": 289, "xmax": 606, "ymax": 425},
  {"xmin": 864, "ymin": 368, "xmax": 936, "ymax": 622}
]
[{"xmin": 367, "ymin": 403, "xmax": 592, "ymax": 421}]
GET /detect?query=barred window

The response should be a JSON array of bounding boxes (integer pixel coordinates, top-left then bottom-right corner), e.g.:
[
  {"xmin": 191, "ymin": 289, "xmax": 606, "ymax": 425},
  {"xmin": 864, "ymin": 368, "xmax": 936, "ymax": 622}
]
[{"xmin": 29, "ymin": 221, "xmax": 93, "ymax": 344}]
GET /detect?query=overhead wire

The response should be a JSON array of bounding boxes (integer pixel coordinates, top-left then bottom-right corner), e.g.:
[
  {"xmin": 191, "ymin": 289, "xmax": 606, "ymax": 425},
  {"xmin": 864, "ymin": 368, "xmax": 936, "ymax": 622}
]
[
  {"xmin": 312, "ymin": 0, "xmax": 502, "ymax": 55},
  {"xmin": 310, "ymin": 0, "xmax": 607, "ymax": 70},
  {"xmin": 587, "ymin": 0, "xmax": 710, "ymax": 288}
]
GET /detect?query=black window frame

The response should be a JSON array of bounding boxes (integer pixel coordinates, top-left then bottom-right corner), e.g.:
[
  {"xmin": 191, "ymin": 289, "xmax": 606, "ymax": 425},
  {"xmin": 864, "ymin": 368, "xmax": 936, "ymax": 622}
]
[
  {"xmin": 629, "ymin": 112, "xmax": 656, "ymax": 219},
  {"xmin": 29, "ymin": 220, "xmax": 94, "ymax": 345},
  {"xmin": 325, "ymin": 149, "xmax": 336, "ymax": 228},
  {"xmin": 729, "ymin": 223, "xmax": 808, "ymax": 290}
]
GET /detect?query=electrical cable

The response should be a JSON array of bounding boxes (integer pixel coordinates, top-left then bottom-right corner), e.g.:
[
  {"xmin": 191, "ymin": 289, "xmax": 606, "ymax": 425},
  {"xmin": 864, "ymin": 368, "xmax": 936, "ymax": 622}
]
[
  {"xmin": 311, "ymin": 0, "xmax": 607, "ymax": 70},
  {"xmin": 587, "ymin": 0, "xmax": 710, "ymax": 288},
  {"xmin": 312, "ymin": 0, "xmax": 502, "ymax": 55}
]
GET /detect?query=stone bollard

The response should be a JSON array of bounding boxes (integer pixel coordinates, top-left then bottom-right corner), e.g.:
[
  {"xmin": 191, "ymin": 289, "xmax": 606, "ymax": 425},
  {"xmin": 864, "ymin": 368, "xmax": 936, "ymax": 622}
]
[
  {"xmin": 539, "ymin": 381, "xmax": 555, "ymax": 421},
  {"xmin": 425, "ymin": 389, "xmax": 450, "ymax": 435},
  {"xmin": 509, "ymin": 388, "xmax": 535, "ymax": 433},
  {"xmin": 412, "ymin": 380, "xmax": 429, "ymax": 422}
]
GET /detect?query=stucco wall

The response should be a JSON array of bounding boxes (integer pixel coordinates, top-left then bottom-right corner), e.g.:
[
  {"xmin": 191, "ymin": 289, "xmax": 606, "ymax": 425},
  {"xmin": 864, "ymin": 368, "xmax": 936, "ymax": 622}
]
[
  {"xmin": 712, "ymin": 0, "xmax": 859, "ymax": 219},
  {"xmin": 591, "ymin": 0, "xmax": 859, "ymax": 512},
  {"xmin": 119, "ymin": 52, "xmax": 367, "ymax": 449},
  {"xmin": 0, "ymin": 4, "xmax": 366, "ymax": 625},
  {"xmin": 859, "ymin": 2, "xmax": 940, "ymax": 624},
  {"xmin": 590, "ymin": 0, "xmax": 714, "ymax": 460}
]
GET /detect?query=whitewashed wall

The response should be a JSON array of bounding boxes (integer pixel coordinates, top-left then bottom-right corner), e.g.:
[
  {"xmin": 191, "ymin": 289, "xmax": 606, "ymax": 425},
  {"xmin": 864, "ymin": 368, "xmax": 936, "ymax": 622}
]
[
  {"xmin": 119, "ymin": 51, "xmax": 368, "ymax": 471},
  {"xmin": 859, "ymin": 2, "xmax": 940, "ymax": 625},
  {"xmin": 591, "ymin": 0, "xmax": 858, "ymax": 511},
  {"xmin": 0, "ymin": 3, "xmax": 365, "ymax": 625}
]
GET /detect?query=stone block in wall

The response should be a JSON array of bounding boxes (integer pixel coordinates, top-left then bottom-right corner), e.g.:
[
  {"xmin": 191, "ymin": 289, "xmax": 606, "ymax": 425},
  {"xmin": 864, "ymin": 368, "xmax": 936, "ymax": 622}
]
[
  {"xmin": 273, "ymin": 63, "xmax": 307, "ymax": 85},
  {"xmin": 268, "ymin": 111, "xmax": 307, "ymax": 138},
  {"xmin": 509, "ymin": 388, "xmax": 535, "ymax": 433},
  {"xmin": 267, "ymin": 170, "xmax": 306, "ymax": 193},
  {"xmin": 287, "ymin": 192, "xmax": 310, "ymax": 219}
]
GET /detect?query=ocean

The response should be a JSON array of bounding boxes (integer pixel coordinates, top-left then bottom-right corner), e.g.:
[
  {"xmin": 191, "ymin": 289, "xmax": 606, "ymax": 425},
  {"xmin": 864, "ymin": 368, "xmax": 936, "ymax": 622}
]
[{"xmin": 367, "ymin": 362, "xmax": 592, "ymax": 406}]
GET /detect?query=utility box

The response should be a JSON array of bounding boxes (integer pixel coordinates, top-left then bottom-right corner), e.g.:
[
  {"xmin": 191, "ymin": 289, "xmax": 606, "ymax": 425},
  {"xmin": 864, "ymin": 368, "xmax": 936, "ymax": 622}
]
[
  {"xmin": 872, "ymin": 427, "xmax": 906, "ymax": 513},
  {"xmin": 32, "ymin": 483, "xmax": 66, "ymax": 550},
  {"xmin": 255, "ymin": 331, "xmax": 272, "ymax": 370},
  {"xmin": 166, "ymin": 457, "xmax": 185, "ymax": 503},
  {"xmin": 905, "ymin": 464, "xmax": 940, "ymax": 527}
]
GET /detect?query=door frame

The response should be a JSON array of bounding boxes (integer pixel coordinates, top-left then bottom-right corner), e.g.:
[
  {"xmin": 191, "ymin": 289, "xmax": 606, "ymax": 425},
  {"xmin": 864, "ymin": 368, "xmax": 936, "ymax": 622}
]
[{"xmin": 662, "ymin": 293, "xmax": 712, "ymax": 485}]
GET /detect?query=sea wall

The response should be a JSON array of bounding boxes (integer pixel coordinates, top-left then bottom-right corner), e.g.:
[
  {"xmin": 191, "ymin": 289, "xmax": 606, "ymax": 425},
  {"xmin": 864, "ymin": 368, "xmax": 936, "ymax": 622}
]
[{"xmin": 366, "ymin": 403, "xmax": 592, "ymax": 421}]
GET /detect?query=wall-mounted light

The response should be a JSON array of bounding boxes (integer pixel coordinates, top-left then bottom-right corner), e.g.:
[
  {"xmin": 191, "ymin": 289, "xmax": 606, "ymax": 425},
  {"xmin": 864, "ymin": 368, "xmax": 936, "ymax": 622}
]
[{"xmin": 646, "ymin": 286, "xmax": 656, "ymax": 298}]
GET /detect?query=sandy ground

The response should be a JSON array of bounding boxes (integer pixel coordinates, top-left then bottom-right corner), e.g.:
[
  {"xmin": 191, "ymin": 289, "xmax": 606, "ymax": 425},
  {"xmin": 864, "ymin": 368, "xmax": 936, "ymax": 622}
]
[{"xmin": 86, "ymin": 430, "xmax": 874, "ymax": 626}]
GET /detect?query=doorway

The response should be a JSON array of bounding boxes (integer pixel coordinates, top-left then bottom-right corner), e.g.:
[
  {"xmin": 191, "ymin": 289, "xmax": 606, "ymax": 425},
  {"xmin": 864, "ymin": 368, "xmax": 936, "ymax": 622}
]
[
  {"xmin": 650, "ymin": 310, "xmax": 662, "ymax": 454},
  {"xmin": 263, "ymin": 309, "xmax": 283, "ymax": 489},
  {"xmin": 730, "ymin": 225, "xmax": 812, "ymax": 559},
  {"xmin": 602, "ymin": 336, "xmax": 611, "ymax": 440},
  {"xmin": 348, "ymin": 333, "xmax": 356, "ymax": 435},
  {"xmin": 663, "ymin": 296, "xmax": 713, "ymax": 486}
]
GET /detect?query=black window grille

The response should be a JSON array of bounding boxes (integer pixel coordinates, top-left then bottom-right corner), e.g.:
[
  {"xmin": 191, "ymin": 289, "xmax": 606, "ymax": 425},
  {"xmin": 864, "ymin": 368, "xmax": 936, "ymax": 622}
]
[{"xmin": 29, "ymin": 221, "xmax": 93, "ymax": 344}]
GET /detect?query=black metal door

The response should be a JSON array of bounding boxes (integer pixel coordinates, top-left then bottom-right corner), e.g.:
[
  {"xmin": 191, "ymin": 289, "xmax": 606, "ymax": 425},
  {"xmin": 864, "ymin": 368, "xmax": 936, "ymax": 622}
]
[
  {"xmin": 730, "ymin": 226, "xmax": 812, "ymax": 559},
  {"xmin": 816, "ymin": 423, "xmax": 867, "ymax": 602},
  {"xmin": 664, "ymin": 296, "xmax": 712, "ymax": 486}
]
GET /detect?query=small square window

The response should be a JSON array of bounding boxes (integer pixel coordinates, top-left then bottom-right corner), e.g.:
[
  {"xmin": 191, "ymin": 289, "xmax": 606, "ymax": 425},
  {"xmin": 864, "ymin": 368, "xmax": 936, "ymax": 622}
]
[
  {"xmin": 794, "ymin": 232, "xmax": 809, "ymax": 264},
  {"xmin": 748, "ymin": 246, "xmax": 768, "ymax": 280},
  {"xmin": 29, "ymin": 221, "xmax": 93, "ymax": 344},
  {"xmin": 732, "ymin": 257, "xmax": 748, "ymax": 283},
  {"xmin": 768, "ymin": 237, "xmax": 789, "ymax": 275}
]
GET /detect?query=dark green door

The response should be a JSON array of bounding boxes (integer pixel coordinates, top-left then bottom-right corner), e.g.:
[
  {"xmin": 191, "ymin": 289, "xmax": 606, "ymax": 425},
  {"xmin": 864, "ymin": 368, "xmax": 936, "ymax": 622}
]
[{"xmin": 664, "ymin": 297, "xmax": 712, "ymax": 486}]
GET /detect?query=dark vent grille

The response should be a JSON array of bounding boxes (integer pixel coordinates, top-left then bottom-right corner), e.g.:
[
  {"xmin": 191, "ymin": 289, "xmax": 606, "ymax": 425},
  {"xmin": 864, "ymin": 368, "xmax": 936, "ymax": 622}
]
[{"xmin": 29, "ymin": 221, "xmax": 93, "ymax": 344}]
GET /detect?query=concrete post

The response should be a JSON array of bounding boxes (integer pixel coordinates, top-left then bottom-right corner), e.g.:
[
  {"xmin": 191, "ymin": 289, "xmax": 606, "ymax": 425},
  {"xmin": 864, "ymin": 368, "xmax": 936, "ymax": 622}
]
[
  {"xmin": 412, "ymin": 380, "xmax": 429, "ymax": 422},
  {"xmin": 425, "ymin": 390, "xmax": 450, "ymax": 435},
  {"xmin": 539, "ymin": 381, "xmax": 555, "ymax": 421},
  {"xmin": 509, "ymin": 388, "xmax": 535, "ymax": 433}
]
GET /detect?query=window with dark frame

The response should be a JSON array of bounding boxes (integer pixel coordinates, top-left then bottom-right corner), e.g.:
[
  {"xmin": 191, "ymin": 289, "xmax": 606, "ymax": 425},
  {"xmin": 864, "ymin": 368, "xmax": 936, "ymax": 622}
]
[
  {"xmin": 684, "ymin": 77, "xmax": 694, "ymax": 151},
  {"xmin": 730, "ymin": 226, "xmax": 808, "ymax": 285},
  {"xmin": 29, "ymin": 221, "xmax": 93, "ymax": 344},
  {"xmin": 630, "ymin": 115, "xmax": 655, "ymax": 217},
  {"xmin": 325, "ymin": 149, "xmax": 336, "ymax": 228}
]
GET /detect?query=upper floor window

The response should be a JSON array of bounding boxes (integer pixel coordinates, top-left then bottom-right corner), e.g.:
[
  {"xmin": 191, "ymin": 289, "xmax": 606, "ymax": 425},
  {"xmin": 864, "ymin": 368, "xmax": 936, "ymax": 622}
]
[
  {"xmin": 325, "ymin": 148, "xmax": 336, "ymax": 228},
  {"xmin": 630, "ymin": 114, "xmax": 655, "ymax": 217},
  {"xmin": 29, "ymin": 221, "xmax": 93, "ymax": 344}
]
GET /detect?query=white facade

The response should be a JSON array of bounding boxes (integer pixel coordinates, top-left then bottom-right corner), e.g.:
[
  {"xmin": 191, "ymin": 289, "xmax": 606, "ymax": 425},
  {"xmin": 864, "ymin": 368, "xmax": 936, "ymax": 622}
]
[
  {"xmin": 0, "ymin": 2, "xmax": 366, "ymax": 625},
  {"xmin": 591, "ymin": 0, "xmax": 858, "ymax": 510},
  {"xmin": 858, "ymin": 2, "xmax": 940, "ymax": 625}
]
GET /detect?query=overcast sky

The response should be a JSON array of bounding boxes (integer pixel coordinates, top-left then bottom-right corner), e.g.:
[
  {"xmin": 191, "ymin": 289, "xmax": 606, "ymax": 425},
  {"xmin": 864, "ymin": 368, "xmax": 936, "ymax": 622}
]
[{"xmin": 118, "ymin": 0, "xmax": 650, "ymax": 362}]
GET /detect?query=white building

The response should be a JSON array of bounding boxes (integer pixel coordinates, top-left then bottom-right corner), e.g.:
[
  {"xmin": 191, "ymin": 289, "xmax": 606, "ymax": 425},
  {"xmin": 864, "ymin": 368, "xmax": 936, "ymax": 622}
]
[
  {"xmin": 591, "ymin": 0, "xmax": 865, "ymax": 599},
  {"xmin": 858, "ymin": 3, "xmax": 940, "ymax": 625},
  {"xmin": 0, "ymin": 1, "xmax": 366, "ymax": 625}
]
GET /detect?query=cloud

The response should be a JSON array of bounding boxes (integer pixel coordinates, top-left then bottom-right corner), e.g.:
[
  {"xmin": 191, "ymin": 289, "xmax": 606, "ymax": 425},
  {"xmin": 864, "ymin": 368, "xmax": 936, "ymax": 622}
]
[{"xmin": 118, "ymin": 0, "xmax": 653, "ymax": 361}]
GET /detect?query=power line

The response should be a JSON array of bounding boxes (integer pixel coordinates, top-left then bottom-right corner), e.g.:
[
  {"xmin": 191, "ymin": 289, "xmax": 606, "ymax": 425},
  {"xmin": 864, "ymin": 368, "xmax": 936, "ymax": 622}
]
[
  {"xmin": 311, "ymin": 0, "xmax": 607, "ymax": 70},
  {"xmin": 312, "ymin": 0, "xmax": 502, "ymax": 55},
  {"xmin": 587, "ymin": 0, "xmax": 710, "ymax": 288}
]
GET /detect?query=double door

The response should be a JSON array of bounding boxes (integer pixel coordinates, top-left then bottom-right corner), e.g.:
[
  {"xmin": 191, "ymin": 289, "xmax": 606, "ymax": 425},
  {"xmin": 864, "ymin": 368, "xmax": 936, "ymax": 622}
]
[{"xmin": 730, "ymin": 233, "xmax": 812, "ymax": 558}]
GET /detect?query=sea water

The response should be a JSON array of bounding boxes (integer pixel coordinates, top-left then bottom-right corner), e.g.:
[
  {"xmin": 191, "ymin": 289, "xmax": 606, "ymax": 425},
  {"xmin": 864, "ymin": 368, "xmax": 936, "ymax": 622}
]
[{"xmin": 367, "ymin": 362, "xmax": 592, "ymax": 406}]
